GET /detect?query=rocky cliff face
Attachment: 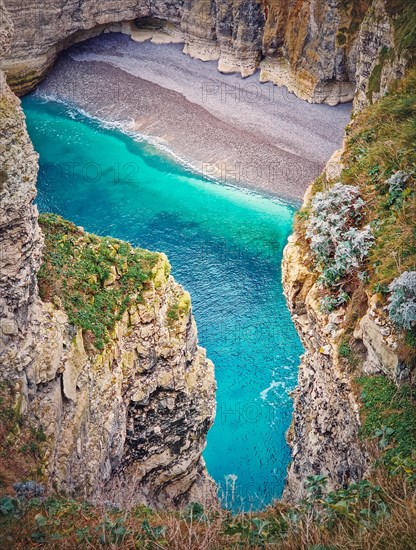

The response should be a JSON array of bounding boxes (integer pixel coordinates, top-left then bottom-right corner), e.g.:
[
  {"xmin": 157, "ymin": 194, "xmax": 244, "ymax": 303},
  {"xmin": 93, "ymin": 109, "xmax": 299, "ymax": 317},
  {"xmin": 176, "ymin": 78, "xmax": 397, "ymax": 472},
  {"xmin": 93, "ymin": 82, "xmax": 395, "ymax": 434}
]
[
  {"xmin": 282, "ymin": 203, "xmax": 369, "ymax": 500},
  {"xmin": 1, "ymin": 0, "xmax": 414, "ymax": 511},
  {"xmin": 0, "ymin": 0, "xmax": 216, "ymax": 506},
  {"xmin": 281, "ymin": 170, "xmax": 399, "ymax": 500},
  {"xmin": 0, "ymin": 1, "xmax": 43, "ymax": 401},
  {"xmin": 282, "ymin": 71, "xmax": 415, "ymax": 496},
  {"xmin": 182, "ymin": 0, "xmax": 265, "ymax": 77},
  {"xmin": 259, "ymin": 0, "xmax": 367, "ymax": 105},
  {"xmin": 29, "ymin": 217, "xmax": 216, "ymax": 507},
  {"xmin": 279, "ymin": 0, "xmax": 416, "ymax": 496},
  {"xmin": 1, "ymin": 0, "xmax": 413, "ymax": 105},
  {"xmin": 353, "ymin": 0, "xmax": 412, "ymax": 111}
]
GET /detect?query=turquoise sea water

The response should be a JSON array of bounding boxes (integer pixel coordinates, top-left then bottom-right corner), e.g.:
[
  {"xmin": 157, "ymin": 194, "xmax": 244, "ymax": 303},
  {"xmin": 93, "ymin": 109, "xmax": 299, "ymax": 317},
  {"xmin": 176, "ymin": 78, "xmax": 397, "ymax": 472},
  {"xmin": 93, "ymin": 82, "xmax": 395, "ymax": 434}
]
[{"xmin": 22, "ymin": 95, "xmax": 304, "ymax": 511}]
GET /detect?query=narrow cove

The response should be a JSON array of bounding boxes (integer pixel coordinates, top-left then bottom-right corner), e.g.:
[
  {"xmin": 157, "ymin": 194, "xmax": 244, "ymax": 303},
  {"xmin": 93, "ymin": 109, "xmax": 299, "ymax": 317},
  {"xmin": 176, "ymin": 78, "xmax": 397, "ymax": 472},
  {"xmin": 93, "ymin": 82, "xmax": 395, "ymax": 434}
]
[{"xmin": 22, "ymin": 95, "xmax": 304, "ymax": 511}]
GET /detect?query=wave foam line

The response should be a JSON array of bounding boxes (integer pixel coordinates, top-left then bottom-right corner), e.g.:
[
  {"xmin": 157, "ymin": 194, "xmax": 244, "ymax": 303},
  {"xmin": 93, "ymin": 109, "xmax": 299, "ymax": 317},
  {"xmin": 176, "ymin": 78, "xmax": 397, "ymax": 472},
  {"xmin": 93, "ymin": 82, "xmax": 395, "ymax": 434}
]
[{"xmin": 32, "ymin": 89, "xmax": 294, "ymax": 207}]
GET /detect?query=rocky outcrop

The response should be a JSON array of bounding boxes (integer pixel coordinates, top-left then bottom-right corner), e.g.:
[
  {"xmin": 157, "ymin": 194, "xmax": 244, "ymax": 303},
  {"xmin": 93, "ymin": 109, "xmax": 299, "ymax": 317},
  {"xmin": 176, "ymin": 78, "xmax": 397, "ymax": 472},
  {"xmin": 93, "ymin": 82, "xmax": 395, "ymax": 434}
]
[
  {"xmin": 353, "ymin": 0, "xmax": 395, "ymax": 110},
  {"xmin": 1, "ymin": 0, "xmax": 413, "ymax": 104},
  {"xmin": 0, "ymin": 0, "xmax": 43, "ymax": 395},
  {"xmin": 282, "ymin": 209, "xmax": 369, "ymax": 501},
  {"xmin": 353, "ymin": 0, "xmax": 411, "ymax": 111},
  {"xmin": 1, "ymin": 0, "xmax": 156, "ymax": 94},
  {"xmin": 182, "ymin": 0, "xmax": 265, "ymax": 77},
  {"xmin": 354, "ymin": 296, "xmax": 410, "ymax": 383},
  {"xmin": 0, "ymin": 0, "xmax": 216, "ymax": 507},
  {"xmin": 1, "ymin": 0, "xmax": 266, "ymax": 93},
  {"xmin": 29, "ymin": 234, "xmax": 216, "ymax": 508},
  {"xmin": 259, "ymin": 0, "xmax": 367, "ymax": 105},
  {"xmin": 1, "ymin": 0, "xmax": 414, "ymax": 512},
  {"xmin": 281, "ymin": 139, "xmax": 408, "ymax": 498},
  {"xmin": 282, "ymin": 222, "xmax": 407, "ymax": 500}
]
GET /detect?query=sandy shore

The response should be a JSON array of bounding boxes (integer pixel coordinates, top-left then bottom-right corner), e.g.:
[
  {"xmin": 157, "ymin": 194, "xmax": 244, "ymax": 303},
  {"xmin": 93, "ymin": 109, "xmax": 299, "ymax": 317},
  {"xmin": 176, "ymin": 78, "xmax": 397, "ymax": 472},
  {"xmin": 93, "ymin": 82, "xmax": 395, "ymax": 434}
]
[{"xmin": 36, "ymin": 34, "xmax": 351, "ymax": 201}]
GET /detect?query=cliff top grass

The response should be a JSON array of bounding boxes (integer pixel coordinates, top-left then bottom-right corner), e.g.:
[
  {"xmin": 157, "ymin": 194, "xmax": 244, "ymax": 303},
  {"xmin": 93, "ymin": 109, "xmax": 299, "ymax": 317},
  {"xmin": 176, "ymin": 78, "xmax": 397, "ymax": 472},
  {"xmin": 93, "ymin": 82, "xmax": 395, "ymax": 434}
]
[
  {"xmin": 38, "ymin": 213, "xmax": 160, "ymax": 351},
  {"xmin": 1, "ymin": 472, "xmax": 415, "ymax": 549},
  {"xmin": 343, "ymin": 68, "xmax": 416, "ymax": 292},
  {"xmin": 1, "ymin": 378, "xmax": 415, "ymax": 549}
]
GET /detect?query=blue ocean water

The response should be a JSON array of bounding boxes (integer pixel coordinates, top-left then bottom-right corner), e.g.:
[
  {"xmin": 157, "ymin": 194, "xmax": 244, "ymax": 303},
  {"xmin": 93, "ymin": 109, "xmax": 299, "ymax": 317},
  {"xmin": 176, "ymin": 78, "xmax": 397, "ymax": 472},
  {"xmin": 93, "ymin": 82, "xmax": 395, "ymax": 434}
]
[{"xmin": 22, "ymin": 95, "xmax": 304, "ymax": 511}]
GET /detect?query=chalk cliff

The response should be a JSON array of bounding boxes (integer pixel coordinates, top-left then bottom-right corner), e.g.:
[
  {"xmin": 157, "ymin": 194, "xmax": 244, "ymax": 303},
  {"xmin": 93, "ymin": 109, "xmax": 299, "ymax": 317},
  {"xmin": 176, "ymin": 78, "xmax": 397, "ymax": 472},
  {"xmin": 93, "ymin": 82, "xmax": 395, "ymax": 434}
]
[
  {"xmin": 282, "ymin": 65, "xmax": 415, "ymax": 497},
  {"xmin": 1, "ymin": 0, "xmax": 414, "ymax": 105},
  {"xmin": 1, "ymin": 0, "xmax": 414, "ymax": 510},
  {"xmin": 30, "ymin": 216, "xmax": 217, "ymax": 508},
  {"xmin": 282, "ymin": 193, "xmax": 369, "ymax": 500},
  {"xmin": 0, "ymin": 2, "xmax": 43, "ymax": 402},
  {"xmin": 0, "ymin": 0, "xmax": 215, "ymax": 506}
]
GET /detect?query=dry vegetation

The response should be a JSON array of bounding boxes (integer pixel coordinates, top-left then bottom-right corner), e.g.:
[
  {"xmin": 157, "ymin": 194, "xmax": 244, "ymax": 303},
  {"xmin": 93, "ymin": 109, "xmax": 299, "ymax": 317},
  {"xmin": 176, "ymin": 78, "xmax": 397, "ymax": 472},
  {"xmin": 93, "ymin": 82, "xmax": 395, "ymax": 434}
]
[{"xmin": 0, "ymin": 477, "xmax": 415, "ymax": 548}]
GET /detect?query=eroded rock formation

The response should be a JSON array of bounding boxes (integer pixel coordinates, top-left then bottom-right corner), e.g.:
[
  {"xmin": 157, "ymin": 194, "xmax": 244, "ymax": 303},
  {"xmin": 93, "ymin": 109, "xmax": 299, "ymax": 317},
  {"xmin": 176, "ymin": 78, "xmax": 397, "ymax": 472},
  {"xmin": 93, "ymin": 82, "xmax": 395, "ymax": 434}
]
[
  {"xmin": 353, "ymin": 0, "xmax": 411, "ymax": 111},
  {"xmin": 282, "ymin": 203, "xmax": 369, "ymax": 500},
  {"xmin": 281, "ymin": 138, "xmax": 411, "ymax": 498},
  {"xmin": 0, "ymin": 1, "xmax": 215, "ymax": 509},
  {"xmin": 1, "ymin": 0, "xmax": 414, "ymax": 511},
  {"xmin": 0, "ymin": 1, "xmax": 43, "ymax": 397},
  {"xmin": 1, "ymin": 0, "xmax": 413, "ymax": 105},
  {"xmin": 30, "ymin": 234, "xmax": 216, "ymax": 508},
  {"xmin": 259, "ymin": 0, "xmax": 365, "ymax": 105}
]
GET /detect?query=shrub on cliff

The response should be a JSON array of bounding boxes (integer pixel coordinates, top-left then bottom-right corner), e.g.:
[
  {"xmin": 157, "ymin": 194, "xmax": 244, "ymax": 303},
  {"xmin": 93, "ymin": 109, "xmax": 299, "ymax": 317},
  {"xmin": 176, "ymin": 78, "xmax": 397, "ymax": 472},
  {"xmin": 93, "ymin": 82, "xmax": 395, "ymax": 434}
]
[
  {"xmin": 306, "ymin": 183, "xmax": 373, "ymax": 310},
  {"xmin": 342, "ymin": 69, "xmax": 416, "ymax": 297},
  {"xmin": 386, "ymin": 170, "xmax": 411, "ymax": 204},
  {"xmin": 388, "ymin": 271, "xmax": 416, "ymax": 330}
]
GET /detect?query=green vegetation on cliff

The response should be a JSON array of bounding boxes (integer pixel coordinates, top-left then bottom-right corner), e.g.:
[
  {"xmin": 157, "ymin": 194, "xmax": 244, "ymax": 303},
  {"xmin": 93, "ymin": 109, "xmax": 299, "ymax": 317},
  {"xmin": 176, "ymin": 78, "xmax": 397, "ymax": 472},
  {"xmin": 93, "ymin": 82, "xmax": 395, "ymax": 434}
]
[
  {"xmin": 343, "ymin": 70, "xmax": 416, "ymax": 292},
  {"xmin": 358, "ymin": 376, "xmax": 416, "ymax": 475},
  {"xmin": 344, "ymin": 69, "xmax": 416, "ymax": 356},
  {"xmin": 366, "ymin": 0, "xmax": 416, "ymax": 103},
  {"xmin": 385, "ymin": 0, "xmax": 416, "ymax": 58},
  {"xmin": 38, "ymin": 214, "xmax": 159, "ymax": 351},
  {"xmin": 2, "ymin": 29, "xmax": 416, "ymax": 550},
  {"xmin": 290, "ymin": 68, "xmax": 416, "ymax": 548},
  {"xmin": 296, "ymin": 67, "xmax": 416, "ymax": 361}
]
